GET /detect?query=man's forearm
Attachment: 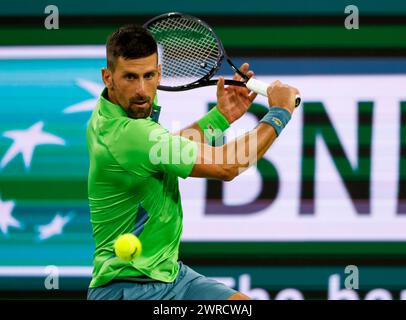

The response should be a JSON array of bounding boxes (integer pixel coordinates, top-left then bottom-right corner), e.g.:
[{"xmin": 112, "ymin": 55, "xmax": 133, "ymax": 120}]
[
  {"xmin": 219, "ymin": 123, "xmax": 277, "ymax": 176},
  {"xmin": 173, "ymin": 106, "xmax": 230, "ymax": 145},
  {"xmin": 173, "ymin": 123, "xmax": 205, "ymax": 144},
  {"xmin": 189, "ymin": 79, "xmax": 299, "ymax": 181},
  {"xmin": 189, "ymin": 122, "xmax": 277, "ymax": 180}
]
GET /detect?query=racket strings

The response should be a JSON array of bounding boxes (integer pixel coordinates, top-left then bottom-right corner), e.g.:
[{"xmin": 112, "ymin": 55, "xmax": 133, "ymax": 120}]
[
  {"xmin": 147, "ymin": 17, "xmax": 221, "ymax": 87},
  {"xmin": 151, "ymin": 20, "xmax": 217, "ymax": 77}
]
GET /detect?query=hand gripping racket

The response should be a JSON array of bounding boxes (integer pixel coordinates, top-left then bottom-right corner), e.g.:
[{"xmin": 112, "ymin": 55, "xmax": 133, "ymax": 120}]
[{"xmin": 144, "ymin": 12, "xmax": 301, "ymax": 107}]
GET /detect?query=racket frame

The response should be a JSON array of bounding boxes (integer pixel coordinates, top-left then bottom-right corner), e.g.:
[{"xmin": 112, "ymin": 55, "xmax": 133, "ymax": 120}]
[
  {"xmin": 143, "ymin": 12, "xmax": 248, "ymax": 92},
  {"xmin": 144, "ymin": 12, "xmax": 301, "ymax": 107}
]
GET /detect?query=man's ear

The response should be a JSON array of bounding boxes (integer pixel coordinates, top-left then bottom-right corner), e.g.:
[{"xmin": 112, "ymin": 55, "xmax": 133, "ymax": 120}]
[{"xmin": 102, "ymin": 68, "xmax": 113, "ymax": 89}]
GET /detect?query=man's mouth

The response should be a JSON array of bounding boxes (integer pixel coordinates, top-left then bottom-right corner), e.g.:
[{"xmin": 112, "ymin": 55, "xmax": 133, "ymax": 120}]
[{"xmin": 132, "ymin": 101, "xmax": 148, "ymax": 107}]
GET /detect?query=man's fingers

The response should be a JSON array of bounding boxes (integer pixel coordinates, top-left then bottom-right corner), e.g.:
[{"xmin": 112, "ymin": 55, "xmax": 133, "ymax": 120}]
[
  {"xmin": 267, "ymin": 80, "xmax": 301, "ymax": 111},
  {"xmin": 271, "ymin": 80, "xmax": 282, "ymax": 87},
  {"xmin": 217, "ymin": 76, "xmax": 225, "ymax": 98},
  {"xmin": 245, "ymin": 70, "xmax": 254, "ymax": 83},
  {"xmin": 248, "ymin": 91, "xmax": 257, "ymax": 102},
  {"xmin": 283, "ymin": 84, "xmax": 300, "ymax": 96},
  {"xmin": 233, "ymin": 63, "xmax": 249, "ymax": 81}
]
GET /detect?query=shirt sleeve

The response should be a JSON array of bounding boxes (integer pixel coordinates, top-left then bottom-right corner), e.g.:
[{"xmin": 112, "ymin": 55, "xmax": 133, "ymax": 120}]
[{"xmin": 102, "ymin": 118, "xmax": 198, "ymax": 179}]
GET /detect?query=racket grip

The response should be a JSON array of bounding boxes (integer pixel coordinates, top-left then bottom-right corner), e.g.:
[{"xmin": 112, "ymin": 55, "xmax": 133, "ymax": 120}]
[
  {"xmin": 246, "ymin": 78, "xmax": 301, "ymax": 108},
  {"xmin": 246, "ymin": 78, "xmax": 268, "ymax": 97}
]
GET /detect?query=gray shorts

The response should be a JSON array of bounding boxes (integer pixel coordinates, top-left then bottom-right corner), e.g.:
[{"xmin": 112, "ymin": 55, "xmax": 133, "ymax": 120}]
[{"xmin": 87, "ymin": 262, "xmax": 236, "ymax": 300}]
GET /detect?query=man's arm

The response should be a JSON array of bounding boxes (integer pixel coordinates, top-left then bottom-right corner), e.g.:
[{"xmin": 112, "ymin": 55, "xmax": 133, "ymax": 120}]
[
  {"xmin": 175, "ymin": 123, "xmax": 205, "ymax": 144},
  {"xmin": 189, "ymin": 122, "xmax": 277, "ymax": 180},
  {"xmin": 189, "ymin": 80, "xmax": 300, "ymax": 181}
]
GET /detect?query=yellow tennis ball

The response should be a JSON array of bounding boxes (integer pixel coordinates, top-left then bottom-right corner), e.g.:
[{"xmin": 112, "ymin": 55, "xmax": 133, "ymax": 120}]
[{"xmin": 114, "ymin": 233, "xmax": 142, "ymax": 261}]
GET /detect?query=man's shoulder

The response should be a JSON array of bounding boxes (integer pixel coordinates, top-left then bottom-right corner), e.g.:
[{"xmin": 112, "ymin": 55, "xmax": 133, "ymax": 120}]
[
  {"xmin": 98, "ymin": 116, "xmax": 167, "ymax": 147},
  {"xmin": 104, "ymin": 117, "xmax": 162, "ymax": 133}
]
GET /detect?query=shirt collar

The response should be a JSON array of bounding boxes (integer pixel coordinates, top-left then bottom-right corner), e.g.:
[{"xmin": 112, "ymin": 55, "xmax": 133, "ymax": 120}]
[
  {"xmin": 98, "ymin": 88, "xmax": 128, "ymax": 119},
  {"xmin": 97, "ymin": 88, "xmax": 161, "ymax": 122}
]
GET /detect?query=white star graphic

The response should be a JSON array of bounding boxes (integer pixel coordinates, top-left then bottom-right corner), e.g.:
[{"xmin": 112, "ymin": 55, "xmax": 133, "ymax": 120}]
[
  {"xmin": 63, "ymin": 79, "xmax": 103, "ymax": 114},
  {"xmin": 37, "ymin": 212, "xmax": 74, "ymax": 241},
  {"xmin": 0, "ymin": 197, "xmax": 22, "ymax": 236},
  {"xmin": 1, "ymin": 121, "xmax": 65, "ymax": 169}
]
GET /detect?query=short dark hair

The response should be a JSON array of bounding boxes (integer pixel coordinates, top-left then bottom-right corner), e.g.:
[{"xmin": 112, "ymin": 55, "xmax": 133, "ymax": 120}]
[{"xmin": 106, "ymin": 25, "xmax": 157, "ymax": 70}]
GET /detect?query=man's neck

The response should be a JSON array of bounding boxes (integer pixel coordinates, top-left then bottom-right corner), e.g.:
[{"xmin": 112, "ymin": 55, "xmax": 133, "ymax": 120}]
[{"xmin": 105, "ymin": 88, "xmax": 118, "ymax": 106}]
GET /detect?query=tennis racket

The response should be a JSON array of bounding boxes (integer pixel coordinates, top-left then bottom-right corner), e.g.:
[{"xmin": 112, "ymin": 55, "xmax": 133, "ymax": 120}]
[{"xmin": 143, "ymin": 12, "xmax": 301, "ymax": 107}]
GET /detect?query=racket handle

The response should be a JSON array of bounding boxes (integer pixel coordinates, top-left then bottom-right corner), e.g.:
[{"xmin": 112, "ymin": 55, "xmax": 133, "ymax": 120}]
[
  {"xmin": 246, "ymin": 78, "xmax": 301, "ymax": 108},
  {"xmin": 246, "ymin": 78, "xmax": 268, "ymax": 96}
]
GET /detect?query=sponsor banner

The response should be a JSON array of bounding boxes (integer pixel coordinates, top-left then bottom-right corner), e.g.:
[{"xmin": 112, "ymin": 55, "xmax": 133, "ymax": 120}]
[
  {"xmin": 0, "ymin": 48, "xmax": 406, "ymax": 271},
  {"xmin": 172, "ymin": 76, "xmax": 406, "ymax": 240},
  {"xmin": 205, "ymin": 266, "xmax": 406, "ymax": 300},
  {"xmin": 1, "ymin": 265, "xmax": 405, "ymax": 300}
]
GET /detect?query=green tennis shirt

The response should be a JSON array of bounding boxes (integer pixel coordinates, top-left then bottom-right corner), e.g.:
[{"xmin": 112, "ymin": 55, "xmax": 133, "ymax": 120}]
[{"xmin": 86, "ymin": 89, "xmax": 198, "ymax": 288}]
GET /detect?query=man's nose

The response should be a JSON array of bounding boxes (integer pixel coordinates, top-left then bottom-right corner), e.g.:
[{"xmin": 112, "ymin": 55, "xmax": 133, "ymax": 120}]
[{"xmin": 134, "ymin": 79, "xmax": 146, "ymax": 94}]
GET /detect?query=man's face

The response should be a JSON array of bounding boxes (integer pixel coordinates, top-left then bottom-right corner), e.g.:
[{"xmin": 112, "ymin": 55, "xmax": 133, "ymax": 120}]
[{"xmin": 102, "ymin": 53, "xmax": 161, "ymax": 119}]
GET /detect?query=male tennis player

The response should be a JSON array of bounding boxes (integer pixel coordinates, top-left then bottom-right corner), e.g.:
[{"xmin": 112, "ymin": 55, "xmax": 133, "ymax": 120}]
[{"xmin": 87, "ymin": 25, "xmax": 300, "ymax": 300}]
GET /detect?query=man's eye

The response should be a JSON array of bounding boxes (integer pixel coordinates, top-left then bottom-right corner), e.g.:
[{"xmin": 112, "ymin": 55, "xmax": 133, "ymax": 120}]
[
  {"xmin": 145, "ymin": 73, "xmax": 154, "ymax": 79},
  {"xmin": 125, "ymin": 74, "xmax": 135, "ymax": 80}
]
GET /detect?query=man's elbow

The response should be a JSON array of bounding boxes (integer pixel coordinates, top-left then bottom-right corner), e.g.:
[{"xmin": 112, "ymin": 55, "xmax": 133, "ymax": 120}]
[{"xmin": 220, "ymin": 166, "xmax": 239, "ymax": 181}]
